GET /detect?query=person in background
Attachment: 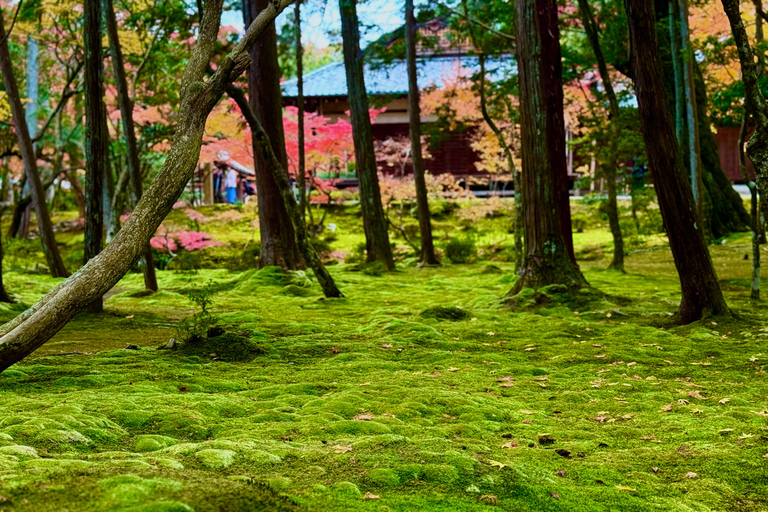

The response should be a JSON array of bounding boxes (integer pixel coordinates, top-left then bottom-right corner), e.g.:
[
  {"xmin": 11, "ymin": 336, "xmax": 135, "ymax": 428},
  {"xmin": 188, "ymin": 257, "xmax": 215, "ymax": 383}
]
[
  {"xmin": 242, "ymin": 178, "xmax": 255, "ymax": 203},
  {"xmin": 226, "ymin": 168, "xmax": 238, "ymax": 204}
]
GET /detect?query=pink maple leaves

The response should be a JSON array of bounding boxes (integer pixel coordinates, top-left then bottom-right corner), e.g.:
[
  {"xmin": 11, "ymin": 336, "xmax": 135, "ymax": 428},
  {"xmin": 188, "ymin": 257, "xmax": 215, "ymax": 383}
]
[{"xmin": 150, "ymin": 230, "xmax": 222, "ymax": 253}]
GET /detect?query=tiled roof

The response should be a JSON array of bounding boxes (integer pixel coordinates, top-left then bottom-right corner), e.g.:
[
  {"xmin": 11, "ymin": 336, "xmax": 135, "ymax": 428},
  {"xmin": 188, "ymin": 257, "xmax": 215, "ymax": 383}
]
[{"xmin": 281, "ymin": 55, "xmax": 515, "ymax": 99}]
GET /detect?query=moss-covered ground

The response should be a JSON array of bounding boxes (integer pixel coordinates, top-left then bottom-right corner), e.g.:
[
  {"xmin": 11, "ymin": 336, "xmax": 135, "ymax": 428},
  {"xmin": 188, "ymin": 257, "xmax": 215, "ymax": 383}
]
[{"xmin": 0, "ymin": 200, "xmax": 766, "ymax": 511}]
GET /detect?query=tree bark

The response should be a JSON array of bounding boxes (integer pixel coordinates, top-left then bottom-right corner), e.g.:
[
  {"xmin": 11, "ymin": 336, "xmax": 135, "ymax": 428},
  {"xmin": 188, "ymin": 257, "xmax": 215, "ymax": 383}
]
[
  {"xmin": 722, "ymin": 0, "xmax": 768, "ymax": 291},
  {"xmin": 509, "ymin": 0, "xmax": 586, "ymax": 293},
  {"xmin": 655, "ymin": 0, "xmax": 749, "ymax": 238},
  {"xmin": 625, "ymin": 0, "xmax": 729, "ymax": 322},
  {"xmin": 295, "ymin": 0, "xmax": 307, "ymax": 222},
  {"xmin": 84, "ymin": 0, "xmax": 107, "ymax": 313},
  {"xmin": 227, "ymin": 85, "xmax": 342, "ymax": 297},
  {"xmin": 0, "ymin": 0, "xmax": 295, "ymax": 372},
  {"xmin": 406, "ymin": 0, "xmax": 439, "ymax": 266},
  {"xmin": 577, "ymin": 0, "xmax": 625, "ymax": 272},
  {"xmin": 243, "ymin": 0, "xmax": 305, "ymax": 270},
  {"xmin": 104, "ymin": 0, "xmax": 158, "ymax": 292},
  {"xmin": 739, "ymin": 112, "xmax": 760, "ymax": 298},
  {"xmin": 679, "ymin": 0, "xmax": 705, "ymax": 227},
  {"xmin": 339, "ymin": 0, "xmax": 395, "ymax": 269},
  {"xmin": 0, "ymin": 11, "xmax": 69, "ymax": 278}
]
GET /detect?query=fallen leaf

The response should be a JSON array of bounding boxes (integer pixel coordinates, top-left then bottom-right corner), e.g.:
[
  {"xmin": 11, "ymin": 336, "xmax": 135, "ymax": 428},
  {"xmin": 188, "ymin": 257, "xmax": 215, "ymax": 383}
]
[
  {"xmin": 381, "ymin": 343, "xmax": 392, "ymax": 349},
  {"xmin": 443, "ymin": 414, "xmax": 457, "ymax": 420},
  {"xmin": 362, "ymin": 492, "xmax": 380, "ymax": 500},
  {"xmin": 551, "ymin": 493, "xmax": 560, "ymax": 499},
  {"xmin": 479, "ymin": 495, "xmax": 498, "ymax": 504},
  {"xmin": 660, "ymin": 403, "xmax": 674, "ymax": 412},
  {"xmin": 353, "ymin": 413, "xmax": 374, "ymax": 421},
  {"xmin": 687, "ymin": 391, "xmax": 709, "ymax": 400},
  {"xmin": 333, "ymin": 445, "xmax": 352, "ymax": 453},
  {"xmin": 125, "ymin": 315, "xmax": 134, "ymax": 319},
  {"xmin": 488, "ymin": 460, "xmax": 507, "ymax": 469},
  {"xmin": 501, "ymin": 441, "xmax": 519, "ymax": 448},
  {"xmin": 615, "ymin": 485, "xmax": 637, "ymax": 492},
  {"xmin": 718, "ymin": 398, "xmax": 730, "ymax": 405},
  {"xmin": 685, "ymin": 472, "xmax": 697, "ymax": 479},
  {"xmin": 652, "ymin": 467, "xmax": 659, "ymax": 473},
  {"xmin": 519, "ymin": 409, "xmax": 533, "ymax": 415},
  {"xmin": 556, "ymin": 470, "xmax": 566, "ymax": 477}
]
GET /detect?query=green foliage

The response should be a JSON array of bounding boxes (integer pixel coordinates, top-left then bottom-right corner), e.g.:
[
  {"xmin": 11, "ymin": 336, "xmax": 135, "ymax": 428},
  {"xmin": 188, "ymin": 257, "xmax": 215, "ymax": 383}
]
[
  {"xmin": 445, "ymin": 235, "xmax": 477, "ymax": 264},
  {"xmin": 175, "ymin": 282, "xmax": 217, "ymax": 342}
]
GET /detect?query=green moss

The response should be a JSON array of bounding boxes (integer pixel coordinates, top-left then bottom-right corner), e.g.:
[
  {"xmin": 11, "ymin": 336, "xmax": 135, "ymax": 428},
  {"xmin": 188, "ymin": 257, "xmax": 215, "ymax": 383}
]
[
  {"xmin": 420, "ymin": 306, "xmax": 472, "ymax": 321},
  {"xmin": 0, "ymin": 445, "xmax": 39, "ymax": 459},
  {"xmin": 367, "ymin": 468, "xmax": 400, "ymax": 487},
  {"xmin": 194, "ymin": 449, "xmax": 236, "ymax": 469},
  {"xmin": 3, "ymin": 209, "xmax": 768, "ymax": 511},
  {"xmin": 135, "ymin": 435, "xmax": 179, "ymax": 452}
]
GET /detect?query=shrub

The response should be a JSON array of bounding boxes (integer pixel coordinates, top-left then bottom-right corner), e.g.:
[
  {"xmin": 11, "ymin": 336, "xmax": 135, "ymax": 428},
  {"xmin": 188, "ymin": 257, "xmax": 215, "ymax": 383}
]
[{"xmin": 445, "ymin": 236, "xmax": 477, "ymax": 264}]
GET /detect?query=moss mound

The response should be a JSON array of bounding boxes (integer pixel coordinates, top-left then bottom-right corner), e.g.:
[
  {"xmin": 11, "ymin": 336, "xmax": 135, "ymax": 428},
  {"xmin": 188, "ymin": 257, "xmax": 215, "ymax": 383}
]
[
  {"xmin": 176, "ymin": 332, "xmax": 266, "ymax": 362},
  {"xmin": 420, "ymin": 305, "xmax": 472, "ymax": 321}
]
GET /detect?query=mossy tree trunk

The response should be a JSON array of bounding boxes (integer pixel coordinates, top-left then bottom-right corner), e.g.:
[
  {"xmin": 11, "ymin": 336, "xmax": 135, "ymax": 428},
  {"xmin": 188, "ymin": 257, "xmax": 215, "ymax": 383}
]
[
  {"xmin": 406, "ymin": 0, "xmax": 439, "ymax": 266},
  {"xmin": 577, "ymin": 0, "xmax": 625, "ymax": 272},
  {"xmin": 0, "ymin": 0, "xmax": 295, "ymax": 372},
  {"xmin": 655, "ymin": 0, "xmax": 750, "ymax": 238},
  {"xmin": 722, "ymin": 0, "xmax": 768, "ymax": 297},
  {"xmin": 509, "ymin": 0, "xmax": 586, "ymax": 294},
  {"xmin": 84, "ymin": 0, "xmax": 108, "ymax": 313},
  {"xmin": 0, "ymin": 13, "xmax": 69, "ymax": 279},
  {"xmin": 244, "ymin": 0, "xmax": 305, "ymax": 270},
  {"xmin": 624, "ymin": 0, "xmax": 729, "ymax": 322},
  {"xmin": 104, "ymin": 0, "xmax": 158, "ymax": 292},
  {"xmin": 339, "ymin": 0, "xmax": 395, "ymax": 270},
  {"xmin": 227, "ymin": 85, "xmax": 342, "ymax": 297}
]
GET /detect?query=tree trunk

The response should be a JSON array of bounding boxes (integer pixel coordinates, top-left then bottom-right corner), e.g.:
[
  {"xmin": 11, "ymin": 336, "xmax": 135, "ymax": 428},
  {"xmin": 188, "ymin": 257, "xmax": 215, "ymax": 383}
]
[
  {"xmin": 227, "ymin": 85, "xmax": 342, "ymax": 297},
  {"xmin": 722, "ymin": 0, "xmax": 768, "ymax": 285},
  {"xmin": 656, "ymin": 0, "xmax": 749, "ymax": 238},
  {"xmin": 577, "ymin": 0, "xmax": 625, "ymax": 272},
  {"xmin": 406, "ymin": 0, "xmax": 439, "ymax": 266},
  {"xmin": 624, "ymin": 0, "xmax": 729, "ymax": 322},
  {"xmin": 679, "ymin": 0, "xmax": 705, "ymax": 227},
  {"xmin": 339, "ymin": 0, "xmax": 395, "ymax": 269},
  {"xmin": 67, "ymin": 169, "xmax": 87, "ymax": 219},
  {"xmin": 104, "ymin": 0, "xmax": 158, "ymax": 292},
  {"xmin": 243, "ymin": 0, "xmax": 305, "ymax": 270},
  {"xmin": 509, "ymin": 0, "xmax": 586, "ymax": 293},
  {"xmin": 0, "ymin": 0, "xmax": 295, "ymax": 372},
  {"xmin": 0, "ymin": 11, "xmax": 69, "ymax": 278},
  {"xmin": 295, "ymin": 0, "xmax": 307, "ymax": 222},
  {"xmin": 84, "ymin": 0, "xmax": 107, "ymax": 313},
  {"xmin": 669, "ymin": 0, "xmax": 684, "ymax": 143},
  {"xmin": 739, "ymin": 112, "xmax": 760, "ymax": 299},
  {"xmin": 0, "ymin": 215, "xmax": 12, "ymax": 303}
]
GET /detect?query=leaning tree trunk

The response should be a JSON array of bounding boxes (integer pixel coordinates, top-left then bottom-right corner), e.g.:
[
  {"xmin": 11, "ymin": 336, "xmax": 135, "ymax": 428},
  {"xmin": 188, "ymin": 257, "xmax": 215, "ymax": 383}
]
[
  {"xmin": 509, "ymin": 0, "xmax": 586, "ymax": 294},
  {"xmin": 244, "ymin": 0, "xmax": 305, "ymax": 270},
  {"xmin": 0, "ymin": 0, "xmax": 295, "ymax": 373},
  {"xmin": 339, "ymin": 0, "xmax": 395, "ymax": 269},
  {"xmin": 578, "ymin": 0, "xmax": 625, "ymax": 272},
  {"xmin": 0, "ymin": 11, "xmax": 69, "ymax": 278},
  {"xmin": 104, "ymin": 0, "xmax": 158, "ymax": 292},
  {"xmin": 227, "ymin": 85, "xmax": 342, "ymax": 297},
  {"xmin": 722, "ymin": 0, "xmax": 768, "ymax": 290},
  {"xmin": 624, "ymin": 0, "xmax": 729, "ymax": 322},
  {"xmin": 406, "ymin": 0, "xmax": 439, "ymax": 266},
  {"xmin": 84, "ymin": 0, "xmax": 107, "ymax": 313}
]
